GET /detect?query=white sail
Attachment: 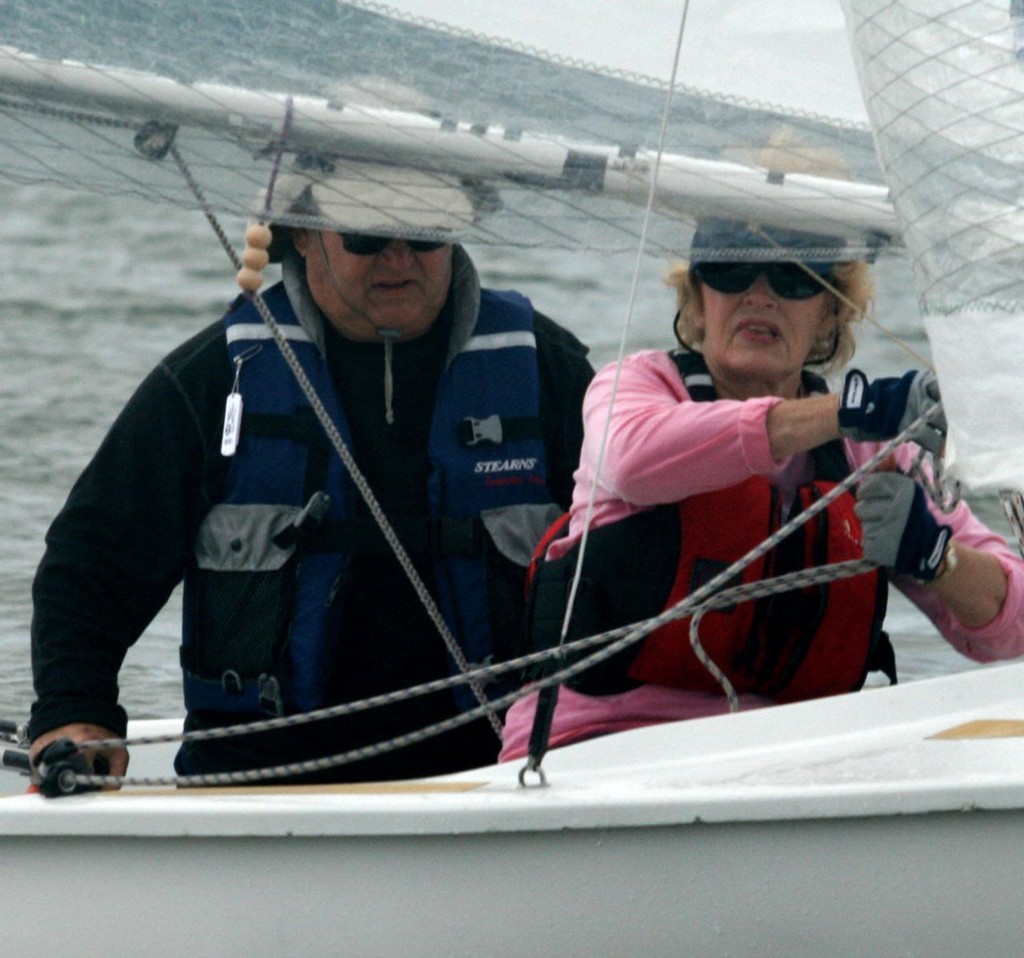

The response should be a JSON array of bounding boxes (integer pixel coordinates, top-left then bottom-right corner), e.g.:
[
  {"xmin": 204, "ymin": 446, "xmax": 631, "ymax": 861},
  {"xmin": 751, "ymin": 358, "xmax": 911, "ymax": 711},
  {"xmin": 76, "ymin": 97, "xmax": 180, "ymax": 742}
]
[{"xmin": 842, "ymin": 0, "xmax": 1024, "ymax": 496}]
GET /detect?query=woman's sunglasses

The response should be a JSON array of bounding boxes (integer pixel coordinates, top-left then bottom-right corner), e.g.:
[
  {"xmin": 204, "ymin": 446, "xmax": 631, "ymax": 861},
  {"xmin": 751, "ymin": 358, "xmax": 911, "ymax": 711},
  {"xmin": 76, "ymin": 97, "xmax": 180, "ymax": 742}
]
[
  {"xmin": 693, "ymin": 261, "xmax": 834, "ymax": 300},
  {"xmin": 339, "ymin": 233, "xmax": 447, "ymax": 256}
]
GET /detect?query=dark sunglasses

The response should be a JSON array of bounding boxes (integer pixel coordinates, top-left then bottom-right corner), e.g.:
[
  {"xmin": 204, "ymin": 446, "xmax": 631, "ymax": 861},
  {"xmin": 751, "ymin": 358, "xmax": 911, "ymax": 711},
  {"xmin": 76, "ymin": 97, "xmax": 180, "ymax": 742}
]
[
  {"xmin": 339, "ymin": 233, "xmax": 447, "ymax": 256},
  {"xmin": 693, "ymin": 261, "xmax": 834, "ymax": 300}
]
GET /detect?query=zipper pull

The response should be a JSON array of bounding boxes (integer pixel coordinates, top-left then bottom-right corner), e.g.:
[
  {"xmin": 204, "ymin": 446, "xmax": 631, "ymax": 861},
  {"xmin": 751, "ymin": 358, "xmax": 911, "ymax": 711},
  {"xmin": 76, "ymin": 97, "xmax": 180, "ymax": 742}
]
[{"xmin": 221, "ymin": 345, "xmax": 262, "ymax": 457}]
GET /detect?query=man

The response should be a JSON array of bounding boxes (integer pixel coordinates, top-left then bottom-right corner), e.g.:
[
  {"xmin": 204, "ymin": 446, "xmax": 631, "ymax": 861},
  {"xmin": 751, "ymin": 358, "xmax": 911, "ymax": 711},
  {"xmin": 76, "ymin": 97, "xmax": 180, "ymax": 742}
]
[{"xmin": 28, "ymin": 162, "xmax": 594, "ymax": 783}]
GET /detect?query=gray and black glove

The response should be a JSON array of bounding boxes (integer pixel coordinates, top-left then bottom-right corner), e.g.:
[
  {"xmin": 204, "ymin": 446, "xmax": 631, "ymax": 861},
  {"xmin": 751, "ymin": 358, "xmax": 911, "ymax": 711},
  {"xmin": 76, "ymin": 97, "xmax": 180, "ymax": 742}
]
[
  {"xmin": 838, "ymin": 369, "xmax": 946, "ymax": 455},
  {"xmin": 855, "ymin": 471, "xmax": 951, "ymax": 582}
]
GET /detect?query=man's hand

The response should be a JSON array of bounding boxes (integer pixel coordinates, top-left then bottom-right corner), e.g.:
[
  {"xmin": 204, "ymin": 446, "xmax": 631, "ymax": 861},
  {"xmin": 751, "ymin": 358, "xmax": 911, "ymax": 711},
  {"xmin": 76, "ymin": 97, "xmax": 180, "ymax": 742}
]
[
  {"xmin": 855, "ymin": 471, "xmax": 951, "ymax": 581},
  {"xmin": 29, "ymin": 723, "xmax": 129, "ymax": 788},
  {"xmin": 838, "ymin": 368, "xmax": 946, "ymax": 454}
]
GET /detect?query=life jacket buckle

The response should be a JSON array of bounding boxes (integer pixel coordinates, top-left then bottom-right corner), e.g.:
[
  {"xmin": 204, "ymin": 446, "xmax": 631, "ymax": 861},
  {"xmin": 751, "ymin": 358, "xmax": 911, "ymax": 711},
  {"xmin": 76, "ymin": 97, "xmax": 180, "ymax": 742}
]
[
  {"xmin": 258, "ymin": 674, "xmax": 285, "ymax": 716},
  {"xmin": 221, "ymin": 670, "xmax": 243, "ymax": 695},
  {"xmin": 273, "ymin": 490, "xmax": 331, "ymax": 548},
  {"xmin": 460, "ymin": 414, "xmax": 503, "ymax": 446}
]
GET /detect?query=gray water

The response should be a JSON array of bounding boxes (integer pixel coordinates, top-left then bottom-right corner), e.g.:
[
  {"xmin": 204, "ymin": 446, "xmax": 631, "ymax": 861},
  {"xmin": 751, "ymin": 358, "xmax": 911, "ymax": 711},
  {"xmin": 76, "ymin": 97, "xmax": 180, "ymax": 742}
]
[{"xmin": 0, "ymin": 182, "xmax": 1004, "ymax": 725}]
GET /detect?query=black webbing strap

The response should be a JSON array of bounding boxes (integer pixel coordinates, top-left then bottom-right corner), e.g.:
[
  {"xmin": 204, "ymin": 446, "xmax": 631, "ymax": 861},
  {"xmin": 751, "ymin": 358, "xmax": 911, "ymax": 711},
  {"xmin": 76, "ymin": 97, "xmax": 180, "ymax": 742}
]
[
  {"xmin": 524, "ymin": 683, "xmax": 560, "ymax": 778},
  {"xmin": 670, "ymin": 349, "xmax": 833, "ymax": 405},
  {"xmin": 521, "ymin": 356, "xmax": 705, "ymax": 775},
  {"xmin": 305, "ymin": 516, "xmax": 484, "ymax": 557}
]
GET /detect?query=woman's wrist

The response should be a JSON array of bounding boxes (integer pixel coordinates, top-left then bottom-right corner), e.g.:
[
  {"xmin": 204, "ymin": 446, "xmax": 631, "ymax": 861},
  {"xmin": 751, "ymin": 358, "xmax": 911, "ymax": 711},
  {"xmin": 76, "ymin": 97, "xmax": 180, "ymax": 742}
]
[{"xmin": 925, "ymin": 539, "xmax": 959, "ymax": 587}]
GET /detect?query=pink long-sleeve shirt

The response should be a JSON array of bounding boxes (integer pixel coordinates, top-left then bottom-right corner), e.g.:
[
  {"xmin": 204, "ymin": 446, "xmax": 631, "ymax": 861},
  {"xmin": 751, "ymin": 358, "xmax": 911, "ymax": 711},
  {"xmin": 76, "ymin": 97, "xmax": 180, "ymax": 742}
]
[{"xmin": 500, "ymin": 350, "xmax": 1024, "ymax": 761}]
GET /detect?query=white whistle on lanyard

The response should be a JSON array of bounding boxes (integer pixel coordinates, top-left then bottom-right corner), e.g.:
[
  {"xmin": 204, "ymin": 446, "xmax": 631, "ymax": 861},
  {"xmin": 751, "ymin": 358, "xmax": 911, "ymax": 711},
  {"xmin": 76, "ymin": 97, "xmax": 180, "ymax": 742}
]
[
  {"xmin": 221, "ymin": 345, "xmax": 260, "ymax": 457},
  {"xmin": 221, "ymin": 391, "xmax": 243, "ymax": 456}
]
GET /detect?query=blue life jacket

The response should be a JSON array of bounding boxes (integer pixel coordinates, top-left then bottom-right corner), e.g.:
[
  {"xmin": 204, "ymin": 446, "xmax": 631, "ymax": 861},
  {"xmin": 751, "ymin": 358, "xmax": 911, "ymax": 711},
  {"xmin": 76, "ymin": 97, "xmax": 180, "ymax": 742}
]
[{"xmin": 181, "ymin": 281, "xmax": 554, "ymax": 716}]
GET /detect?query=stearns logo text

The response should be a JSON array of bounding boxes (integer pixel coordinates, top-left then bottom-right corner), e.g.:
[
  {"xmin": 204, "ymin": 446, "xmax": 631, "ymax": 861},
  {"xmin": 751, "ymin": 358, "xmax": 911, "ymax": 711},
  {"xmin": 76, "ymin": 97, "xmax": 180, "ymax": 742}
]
[{"xmin": 474, "ymin": 457, "xmax": 539, "ymax": 474}]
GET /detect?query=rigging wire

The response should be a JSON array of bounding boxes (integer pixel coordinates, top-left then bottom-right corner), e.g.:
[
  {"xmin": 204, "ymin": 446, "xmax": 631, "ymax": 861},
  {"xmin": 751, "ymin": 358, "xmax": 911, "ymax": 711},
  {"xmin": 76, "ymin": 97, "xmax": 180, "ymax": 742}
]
[
  {"xmin": 517, "ymin": 1, "xmax": 694, "ymax": 785},
  {"xmin": 564, "ymin": 1, "xmax": 693, "ymax": 626}
]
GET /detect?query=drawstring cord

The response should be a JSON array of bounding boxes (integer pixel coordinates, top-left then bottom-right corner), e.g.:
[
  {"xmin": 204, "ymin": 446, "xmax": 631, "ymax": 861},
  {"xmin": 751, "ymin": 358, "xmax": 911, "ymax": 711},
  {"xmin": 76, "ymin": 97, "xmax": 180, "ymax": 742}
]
[{"xmin": 378, "ymin": 328, "xmax": 400, "ymax": 425}]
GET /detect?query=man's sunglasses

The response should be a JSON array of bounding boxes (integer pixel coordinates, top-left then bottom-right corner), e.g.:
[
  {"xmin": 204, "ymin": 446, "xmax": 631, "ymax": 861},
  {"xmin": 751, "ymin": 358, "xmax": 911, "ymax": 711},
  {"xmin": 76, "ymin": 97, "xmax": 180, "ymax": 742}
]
[
  {"xmin": 693, "ymin": 261, "xmax": 834, "ymax": 300},
  {"xmin": 339, "ymin": 233, "xmax": 447, "ymax": 256}
]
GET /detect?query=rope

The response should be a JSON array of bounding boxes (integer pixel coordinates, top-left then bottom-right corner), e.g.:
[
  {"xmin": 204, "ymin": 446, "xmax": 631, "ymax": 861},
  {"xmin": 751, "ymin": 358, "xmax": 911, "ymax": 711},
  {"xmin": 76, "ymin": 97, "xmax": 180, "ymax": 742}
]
[
  {"xmin": 42, "ymin": 558, "xmax": 875, "ymax": 790},
  {"xmin": 687, "ymin": 558, "xmax": 875, "ymax": 711}
]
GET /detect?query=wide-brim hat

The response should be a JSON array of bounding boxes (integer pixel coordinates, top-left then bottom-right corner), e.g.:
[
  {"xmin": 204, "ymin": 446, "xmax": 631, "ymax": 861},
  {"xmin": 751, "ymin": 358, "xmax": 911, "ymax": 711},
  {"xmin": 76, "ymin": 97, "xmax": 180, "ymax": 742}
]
[
  {"xmin": 689, "ymin": 216, "xmax": 848, "ymax": 270},
  {"xmin": 262, "ymin": 161, "xmax": 477, "ymax": 262}
]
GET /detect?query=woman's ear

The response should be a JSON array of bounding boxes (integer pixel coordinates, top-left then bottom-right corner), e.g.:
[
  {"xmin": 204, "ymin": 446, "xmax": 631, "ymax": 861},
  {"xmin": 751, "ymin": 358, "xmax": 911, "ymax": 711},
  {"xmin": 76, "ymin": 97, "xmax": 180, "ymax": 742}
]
[{"xmin": 820, "ymin": 296, "xmax": 838, "ymax": 324}]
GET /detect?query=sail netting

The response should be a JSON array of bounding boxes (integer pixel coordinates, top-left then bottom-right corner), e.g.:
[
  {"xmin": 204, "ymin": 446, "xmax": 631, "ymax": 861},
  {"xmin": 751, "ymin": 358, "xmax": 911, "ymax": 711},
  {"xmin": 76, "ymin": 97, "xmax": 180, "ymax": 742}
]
[
  {"xmin": 1, "ymin": 0, "xmax": 895, "ymax": 263},
  {"xmin": 842, "ymin": 0, "xmax": 1024, "ymax": 498}
]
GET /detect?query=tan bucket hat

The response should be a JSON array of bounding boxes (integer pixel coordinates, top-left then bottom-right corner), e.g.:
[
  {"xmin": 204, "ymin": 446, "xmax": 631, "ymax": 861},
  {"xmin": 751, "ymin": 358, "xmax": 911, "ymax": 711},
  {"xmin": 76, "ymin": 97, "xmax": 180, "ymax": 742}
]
[{"xmin": 262, "ymin": 161, "xmax": 476, "ymax": 262}]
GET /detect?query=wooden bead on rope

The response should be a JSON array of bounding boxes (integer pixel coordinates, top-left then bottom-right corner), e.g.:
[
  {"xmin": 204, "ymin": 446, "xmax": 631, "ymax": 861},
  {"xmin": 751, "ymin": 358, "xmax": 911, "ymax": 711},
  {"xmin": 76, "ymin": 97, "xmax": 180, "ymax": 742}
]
[
  {"xmin": 237, "ymin": 222, "xmax": 274, "ymax": 292},
  {"xmin": 243, "ymin": 246, "xmax": 270, "ymax": 271}
]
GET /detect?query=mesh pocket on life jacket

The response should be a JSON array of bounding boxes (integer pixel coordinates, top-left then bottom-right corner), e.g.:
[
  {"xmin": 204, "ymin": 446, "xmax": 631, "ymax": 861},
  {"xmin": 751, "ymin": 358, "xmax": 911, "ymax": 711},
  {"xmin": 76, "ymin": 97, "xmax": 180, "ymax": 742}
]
[{"xmin": 190, "ymin": 562, "xmax": 299, "ymax": 678}]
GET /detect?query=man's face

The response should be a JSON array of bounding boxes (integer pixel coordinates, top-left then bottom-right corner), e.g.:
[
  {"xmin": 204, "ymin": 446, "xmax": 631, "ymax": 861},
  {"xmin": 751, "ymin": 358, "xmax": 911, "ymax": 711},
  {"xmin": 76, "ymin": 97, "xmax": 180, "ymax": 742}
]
[{"xmin": 293, "ymin": 230, "xmax": 453, "ymax": 343}]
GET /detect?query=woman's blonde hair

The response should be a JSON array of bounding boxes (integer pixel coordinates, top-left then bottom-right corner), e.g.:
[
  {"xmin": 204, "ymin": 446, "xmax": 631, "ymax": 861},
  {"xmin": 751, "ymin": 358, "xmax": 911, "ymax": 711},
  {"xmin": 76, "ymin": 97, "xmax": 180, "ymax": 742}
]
[{"xmin": 667, "ymin": 258, "xmax": 874, "ymax": 372}]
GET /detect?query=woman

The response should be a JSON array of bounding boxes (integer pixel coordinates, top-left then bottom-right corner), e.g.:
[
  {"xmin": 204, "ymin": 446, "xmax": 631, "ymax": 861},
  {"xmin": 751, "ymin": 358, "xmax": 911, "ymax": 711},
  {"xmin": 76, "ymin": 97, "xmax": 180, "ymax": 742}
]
[{"xmin": 500, "ymin": 216, "xmax": 1024, "ymax": 761}]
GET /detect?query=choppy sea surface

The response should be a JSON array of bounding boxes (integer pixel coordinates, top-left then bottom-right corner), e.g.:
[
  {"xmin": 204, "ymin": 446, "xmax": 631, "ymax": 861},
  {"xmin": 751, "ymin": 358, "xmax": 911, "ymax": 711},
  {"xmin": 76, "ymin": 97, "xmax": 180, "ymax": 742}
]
[{"xmin": 0, "ymin": 183, "xmax": 1011, "ymax": 725}]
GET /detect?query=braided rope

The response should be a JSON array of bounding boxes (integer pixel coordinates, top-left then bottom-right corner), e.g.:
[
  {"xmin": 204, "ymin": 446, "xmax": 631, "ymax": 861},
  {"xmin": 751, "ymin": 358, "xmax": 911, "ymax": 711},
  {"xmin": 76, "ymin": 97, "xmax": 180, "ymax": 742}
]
[
  {"xmin": 908, "ymin": 445, "xmax": 961, "ymax": 515},
  {"xmin": 0, "ymin": 95, "xmax": 134, "ymax": 130},
  {"xmin": 687, "ymin": 558, "xmax": 875, "ymax": 711},
  {"xmin": 168, "ymin": 143, "xmax": 242, "ymax": 271},
  {"xmin": 60, "ymin": 558, "xmax": 871, "ymax": 789}
]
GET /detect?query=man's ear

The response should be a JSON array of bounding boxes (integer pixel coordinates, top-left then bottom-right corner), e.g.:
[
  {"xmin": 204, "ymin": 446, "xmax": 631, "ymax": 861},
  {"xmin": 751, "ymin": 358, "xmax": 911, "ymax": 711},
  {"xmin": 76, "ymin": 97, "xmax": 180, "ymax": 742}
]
[{"xmin": 290, "ymin": 228, "xmax": 310, "ymax": 257}]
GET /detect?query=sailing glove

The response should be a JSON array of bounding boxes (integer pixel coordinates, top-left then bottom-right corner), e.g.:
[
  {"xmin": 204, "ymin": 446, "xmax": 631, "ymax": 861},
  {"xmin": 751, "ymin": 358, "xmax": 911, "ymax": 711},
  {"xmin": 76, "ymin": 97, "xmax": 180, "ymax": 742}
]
[
  {"xmin": 855, "ymin": 471, "xmax": 951, "ymax": 581},
  {"xmin": 838, "ymin": 369, "xmax": 946, "ymax": 454}
]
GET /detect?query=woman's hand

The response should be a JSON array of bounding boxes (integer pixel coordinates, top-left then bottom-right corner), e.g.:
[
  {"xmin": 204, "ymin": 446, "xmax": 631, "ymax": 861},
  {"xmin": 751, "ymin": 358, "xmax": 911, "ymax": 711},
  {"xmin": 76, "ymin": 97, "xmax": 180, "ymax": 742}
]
[
  {"xmin": 854, "ymin": 471, "xmax": 950, "ymax": 580},
  {"xmin": 855, "ymin": 470, "xmax": 1007, "ymax": 627},
  {"xmin": 838, "ymin": 369, "xmax": 945, "ymax": 453}
]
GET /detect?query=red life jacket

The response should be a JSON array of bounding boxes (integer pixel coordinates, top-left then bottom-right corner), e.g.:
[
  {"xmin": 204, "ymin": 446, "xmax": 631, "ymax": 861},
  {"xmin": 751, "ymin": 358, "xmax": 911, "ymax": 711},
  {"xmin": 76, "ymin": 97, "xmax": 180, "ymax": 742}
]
[
  {"xmin": 624, "ymin": 474, "xmax": 887, "ymax": 702},
  {"xmin": 522, "ymin": 350, "xmax": 894, "ymax": 702}
]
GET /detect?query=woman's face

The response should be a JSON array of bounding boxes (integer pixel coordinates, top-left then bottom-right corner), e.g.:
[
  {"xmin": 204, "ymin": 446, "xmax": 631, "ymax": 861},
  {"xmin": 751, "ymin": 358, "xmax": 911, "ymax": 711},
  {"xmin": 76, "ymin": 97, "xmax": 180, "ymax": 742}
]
[{"xmin": 696, "ymin": 270, "xmax": 834, "ymax": 400}]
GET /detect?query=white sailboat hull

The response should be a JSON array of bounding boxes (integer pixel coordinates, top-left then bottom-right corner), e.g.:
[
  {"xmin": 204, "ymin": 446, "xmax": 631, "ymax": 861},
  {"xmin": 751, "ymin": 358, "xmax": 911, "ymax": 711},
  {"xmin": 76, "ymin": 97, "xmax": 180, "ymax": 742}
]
[
  {"xmin": 4, "ymin": 662, "xmax": 1024, "ymax": 957},
  {"xmin": 5, "ymin": 808, "xmax": 1020, "ymax": 957}
]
